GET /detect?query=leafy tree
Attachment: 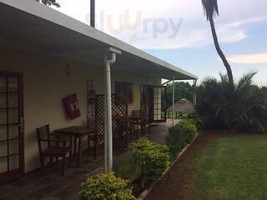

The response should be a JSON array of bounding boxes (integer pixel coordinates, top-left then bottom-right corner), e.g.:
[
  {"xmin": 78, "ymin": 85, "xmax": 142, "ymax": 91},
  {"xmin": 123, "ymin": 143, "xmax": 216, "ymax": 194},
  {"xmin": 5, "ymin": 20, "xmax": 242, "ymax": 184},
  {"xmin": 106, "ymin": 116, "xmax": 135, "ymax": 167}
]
[
  {"xmin": 36, "ymin": 0, "xmax": 60, "ymax": 7},
  {"xmin": 202, "ymin": 0, "xmax": 234, "ymax": 87},
  {"xmin": 165, "ymin": 82, "xmax": 194, "ymax": 108}
]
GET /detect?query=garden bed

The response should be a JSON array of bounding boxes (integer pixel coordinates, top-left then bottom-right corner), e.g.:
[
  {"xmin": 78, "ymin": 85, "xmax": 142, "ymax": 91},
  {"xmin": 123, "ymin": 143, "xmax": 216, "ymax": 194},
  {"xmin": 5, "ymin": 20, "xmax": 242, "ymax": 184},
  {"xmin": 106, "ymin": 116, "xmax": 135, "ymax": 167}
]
[
  {"xmin": 138, "ymin": 132, "xmax": 199, "ymax": 200},
  {"xmin": 79, "ymin": 120, "xmax": 199, "ymax": 200}
]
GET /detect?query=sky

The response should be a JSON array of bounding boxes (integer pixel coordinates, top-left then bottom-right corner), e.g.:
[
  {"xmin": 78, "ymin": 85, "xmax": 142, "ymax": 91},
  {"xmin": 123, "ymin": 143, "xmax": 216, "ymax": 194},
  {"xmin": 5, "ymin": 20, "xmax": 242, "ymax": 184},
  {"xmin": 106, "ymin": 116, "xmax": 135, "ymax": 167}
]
[{"xmin": 53, "ymin": 0, "xmax": 267, "ymax": 86}]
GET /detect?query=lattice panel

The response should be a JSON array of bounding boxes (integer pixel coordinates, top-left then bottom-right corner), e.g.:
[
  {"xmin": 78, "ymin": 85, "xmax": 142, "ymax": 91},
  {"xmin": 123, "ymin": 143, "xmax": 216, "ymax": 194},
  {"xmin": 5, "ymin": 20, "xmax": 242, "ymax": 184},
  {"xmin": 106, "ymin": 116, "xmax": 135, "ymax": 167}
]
[
  {"xmin": 95, "ymin": 94, "xmax": 128, "ymax": 148},
  {"xmin": 95, "ymin": 95, "xmax": 105, "ymax": 145},
  {"xmin": 87, "ymin": 79, "xmax": 96, "ymax": 128}
]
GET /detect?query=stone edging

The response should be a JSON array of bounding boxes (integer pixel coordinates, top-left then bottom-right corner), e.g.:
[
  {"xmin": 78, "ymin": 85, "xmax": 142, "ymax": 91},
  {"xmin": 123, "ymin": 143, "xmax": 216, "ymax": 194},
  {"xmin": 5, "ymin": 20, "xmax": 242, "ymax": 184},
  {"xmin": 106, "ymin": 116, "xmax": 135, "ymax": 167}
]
[{"xmin": 137, "ymin": 132, "xmax": 200, "ymax": 200}]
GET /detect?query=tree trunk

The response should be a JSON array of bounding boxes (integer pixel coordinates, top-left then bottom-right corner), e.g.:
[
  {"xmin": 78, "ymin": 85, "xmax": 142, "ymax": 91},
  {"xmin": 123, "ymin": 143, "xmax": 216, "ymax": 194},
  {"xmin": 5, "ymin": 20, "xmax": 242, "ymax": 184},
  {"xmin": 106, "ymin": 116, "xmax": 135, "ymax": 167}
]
[{"xmin": 209, "ymin": 17, "xmax": 234, "ymax": 88}]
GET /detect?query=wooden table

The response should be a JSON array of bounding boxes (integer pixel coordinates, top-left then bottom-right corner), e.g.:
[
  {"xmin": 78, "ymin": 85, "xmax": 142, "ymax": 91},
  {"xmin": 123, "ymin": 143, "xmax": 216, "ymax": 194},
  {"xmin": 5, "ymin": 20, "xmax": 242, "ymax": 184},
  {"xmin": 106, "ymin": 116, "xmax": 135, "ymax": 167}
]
[{"xmin": 54, "ymin": 126, "xmax": 97, "ymax": 168}]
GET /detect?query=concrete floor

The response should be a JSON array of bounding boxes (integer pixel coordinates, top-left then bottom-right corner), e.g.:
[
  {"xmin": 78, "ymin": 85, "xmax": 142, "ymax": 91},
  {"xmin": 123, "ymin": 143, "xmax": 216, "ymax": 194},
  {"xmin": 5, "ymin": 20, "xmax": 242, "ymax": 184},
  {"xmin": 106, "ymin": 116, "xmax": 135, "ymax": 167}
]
[
  {"xmin": 0, "ymin": 123, "xmax": 170, "ymax": 200},
  {"xmin": 147, "ymin": 119, "xmax": 180, "ymax": 144}
]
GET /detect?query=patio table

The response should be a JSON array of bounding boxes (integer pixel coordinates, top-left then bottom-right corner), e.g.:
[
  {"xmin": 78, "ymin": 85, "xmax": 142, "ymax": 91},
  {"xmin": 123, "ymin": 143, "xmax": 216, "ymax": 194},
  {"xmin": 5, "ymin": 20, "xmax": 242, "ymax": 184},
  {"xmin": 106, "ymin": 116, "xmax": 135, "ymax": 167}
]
[{"xmin": 54, "ymin": 126, "xmax": 97, "ymax": 168}]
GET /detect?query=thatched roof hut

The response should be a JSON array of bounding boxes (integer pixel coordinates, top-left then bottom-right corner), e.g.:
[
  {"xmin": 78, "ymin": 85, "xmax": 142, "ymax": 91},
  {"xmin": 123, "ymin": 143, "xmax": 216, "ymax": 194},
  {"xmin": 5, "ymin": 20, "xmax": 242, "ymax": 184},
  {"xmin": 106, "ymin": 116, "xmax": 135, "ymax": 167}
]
[{"xmin": 167, "ymin": 98, "xmax": 194, "ymax": 113}]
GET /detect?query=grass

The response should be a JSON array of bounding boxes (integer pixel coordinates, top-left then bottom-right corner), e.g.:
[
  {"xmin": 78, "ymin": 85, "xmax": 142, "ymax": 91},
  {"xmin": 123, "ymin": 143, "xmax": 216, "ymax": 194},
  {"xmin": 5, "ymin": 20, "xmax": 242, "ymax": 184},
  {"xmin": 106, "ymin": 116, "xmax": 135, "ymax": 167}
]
[{"xmin": 190, "ymin": 134, "xmax": 267, "ymax": 200}]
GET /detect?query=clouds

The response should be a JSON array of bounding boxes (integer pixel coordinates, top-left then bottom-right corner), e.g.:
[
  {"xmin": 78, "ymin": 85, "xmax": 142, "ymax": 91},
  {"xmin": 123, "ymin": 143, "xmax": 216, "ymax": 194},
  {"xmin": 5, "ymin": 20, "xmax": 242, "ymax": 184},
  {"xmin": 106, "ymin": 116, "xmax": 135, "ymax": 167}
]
[
  {"xmin": 98, "ymin": 0, "xmax": 267, "ymax": 49},
  {"xmin": 52, "ymin": 0, "xmax": 267, "ymax": 86},
  {"xmin": 215, "ymin": 17, "xmax": 266, "ymax": 43},
  {"xmin": 54, "ymin": 0, "xmax": 267, "ymax": 50},
  {"xmin": 228, "ymin": 53, "xmax": 267, "ymax": 64}
]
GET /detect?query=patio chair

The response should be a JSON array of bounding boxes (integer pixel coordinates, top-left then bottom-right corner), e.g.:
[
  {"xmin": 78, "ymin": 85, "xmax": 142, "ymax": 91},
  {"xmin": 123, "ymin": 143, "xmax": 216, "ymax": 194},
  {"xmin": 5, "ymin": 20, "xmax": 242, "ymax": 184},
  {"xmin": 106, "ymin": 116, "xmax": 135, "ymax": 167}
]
[
  {"xmin": 112, "ymin": 112, "xmax": 132, "ymax": 147},
  {"xmin": 87, "ymin": 118, "xmax": 104, "ymax": 159},
  {"xmin": 87, "ymin": 123, "xmax": 103, "ymax": 160},
  {"xmin": 132, "ymin": 110, "xmax": 151, "ymax": 136},
  {"xmin": 141, "ymin": 111, "xmax": 151, "ymax": 134},
  {"xmin": 36, "ymin": 124, "xmax": 72, "ymax": 176},
  {"xmin": 131, "ymin": 110, "xmax": 144, "ymax": 138}
]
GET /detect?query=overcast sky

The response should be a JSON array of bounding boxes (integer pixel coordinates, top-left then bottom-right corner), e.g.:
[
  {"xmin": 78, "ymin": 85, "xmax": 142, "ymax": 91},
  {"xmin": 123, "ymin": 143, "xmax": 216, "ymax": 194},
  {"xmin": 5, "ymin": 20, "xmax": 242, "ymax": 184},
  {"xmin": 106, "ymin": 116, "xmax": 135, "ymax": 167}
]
[{"xmin": 54, "ymin": 0, "xmax": 267, "ymax": 86}]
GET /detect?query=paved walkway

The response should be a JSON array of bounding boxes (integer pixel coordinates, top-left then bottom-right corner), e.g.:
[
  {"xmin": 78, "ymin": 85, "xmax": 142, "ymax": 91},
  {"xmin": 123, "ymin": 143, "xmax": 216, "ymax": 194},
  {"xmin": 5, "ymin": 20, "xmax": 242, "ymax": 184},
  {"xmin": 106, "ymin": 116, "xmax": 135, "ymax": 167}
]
[
  {"xmin": 0, "ymin": 123, "xmax": 169, "ymax": 200},
  {"xmin": 147, "ymin": 123, "xmax": 168, "ymax": 144},
  {"xmin": 0, "ymin": 152, "xmax": 106, "ymax": 200}
]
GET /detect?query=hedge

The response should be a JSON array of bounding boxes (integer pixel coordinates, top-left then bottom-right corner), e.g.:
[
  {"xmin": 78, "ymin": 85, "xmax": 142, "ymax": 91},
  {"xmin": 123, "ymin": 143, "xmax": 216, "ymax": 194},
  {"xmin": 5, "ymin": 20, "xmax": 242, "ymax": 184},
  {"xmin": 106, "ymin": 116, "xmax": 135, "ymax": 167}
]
[
  {"xmin": 130, "ymin": 138, "xmax": 170, "ymax": 188},
  {"xmin": 166, "ymin": 120, "xmax": 197, "ymax": 161}
]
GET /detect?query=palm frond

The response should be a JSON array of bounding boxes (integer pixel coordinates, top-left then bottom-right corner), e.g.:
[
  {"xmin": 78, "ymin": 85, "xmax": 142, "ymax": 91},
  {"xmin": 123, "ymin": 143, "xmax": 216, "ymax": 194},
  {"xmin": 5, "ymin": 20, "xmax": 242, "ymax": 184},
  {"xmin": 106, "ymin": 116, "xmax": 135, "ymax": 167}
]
[
  {"xmin": 38, "ymin": 0, "xmax": 60, "ymax": 7},
  {"xmin": 237, "ymin": 72, "xmax": 257, "ymax": 90},
  {"xmin": 202, "ymin": 0, "xmax": 219, "ymax": 21}
]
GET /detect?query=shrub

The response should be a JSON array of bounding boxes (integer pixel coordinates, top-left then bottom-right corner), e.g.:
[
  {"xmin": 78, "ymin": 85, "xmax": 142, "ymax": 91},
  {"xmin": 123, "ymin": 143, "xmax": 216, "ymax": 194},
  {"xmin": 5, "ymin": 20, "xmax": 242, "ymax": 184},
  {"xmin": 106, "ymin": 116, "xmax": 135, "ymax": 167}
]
[
  {"xmin": 187, "ymin": 111, "xmax": 204, "ymax": 129},
  {"xmin": 166, "ymin": 125, "xmax": 187, "ymax": 161},
  {"xmin": 80, "ymin": 172, "xmax": 136, "ymax": 200},
  {"xmin": 113, "ymin": 153, "xmax": 142, "ymax": 184},
  {"xmin": 179, "ymin": 120, "xmax": 197, "ymax": 143},
  {"xmin": 130, "ymin": 138, "xmax": 170, "ymax": 188},
  {"xmin": 166, "ymin": 120, "xmax": 197, "ymax": 161}
]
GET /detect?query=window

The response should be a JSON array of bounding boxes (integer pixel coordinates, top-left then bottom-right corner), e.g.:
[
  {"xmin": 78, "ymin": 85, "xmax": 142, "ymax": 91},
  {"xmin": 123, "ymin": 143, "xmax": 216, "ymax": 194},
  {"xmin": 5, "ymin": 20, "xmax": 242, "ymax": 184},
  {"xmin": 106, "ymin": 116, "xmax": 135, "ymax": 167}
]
[{"xmin": 115, "ymin": 82, "xmax": 133, "ymax": 104}]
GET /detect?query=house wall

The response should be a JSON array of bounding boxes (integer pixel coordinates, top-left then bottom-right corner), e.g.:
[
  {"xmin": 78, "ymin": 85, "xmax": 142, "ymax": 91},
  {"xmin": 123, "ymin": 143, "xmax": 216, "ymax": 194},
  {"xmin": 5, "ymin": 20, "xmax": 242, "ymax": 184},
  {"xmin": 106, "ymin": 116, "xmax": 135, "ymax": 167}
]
[{"xmin": 0, "ymin": 47, "xmax": 160, "ymax": 172}]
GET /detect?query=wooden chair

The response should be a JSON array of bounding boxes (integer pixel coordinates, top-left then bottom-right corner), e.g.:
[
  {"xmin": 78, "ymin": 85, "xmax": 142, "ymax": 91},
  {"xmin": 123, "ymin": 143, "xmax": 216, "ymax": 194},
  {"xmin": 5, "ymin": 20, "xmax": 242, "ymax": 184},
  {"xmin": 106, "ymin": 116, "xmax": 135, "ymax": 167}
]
[
  {"xmin": 113, "ymin": 112, "xmax": 131, "ymax": 147},
  {"xmin": 141, "ymin": 111, "xmax": 151, "ymax": 134},
  {"xmin": 131, "ymin": 110, "xmax": 144, "ymax": 138},
  {"xmin": 36, "ymin": 124, "xmax": 72, "ymax": 176},
  {"xmin": 87, "ymin": 129, "xmax": 103, "ymax": 160},
  {"xmin": 132, "ymin": 110, "xmax": 151, "ymax": 136},
  {"xmin": 87, "ymin": 119, "xmax": 103, "ymax": 160}
]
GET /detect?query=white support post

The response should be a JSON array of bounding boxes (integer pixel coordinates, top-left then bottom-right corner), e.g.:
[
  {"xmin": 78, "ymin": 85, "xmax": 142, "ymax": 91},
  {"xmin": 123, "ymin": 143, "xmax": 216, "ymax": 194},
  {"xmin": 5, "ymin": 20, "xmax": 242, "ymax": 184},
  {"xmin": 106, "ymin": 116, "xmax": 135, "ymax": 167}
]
[
  {"xmin": 104, "ymin": 55, "xmax": 108, "ymax": 172},
  {"xmin": 104, "ymin": 53, "xmax": 114, "ymax": 172},
  {"xmin": 172, "ymin": 75, "xmax": 175, "ymax": 126},
  {"xmin": 104, "ymin": 47, "xmax": 121, "ymax": 173}
]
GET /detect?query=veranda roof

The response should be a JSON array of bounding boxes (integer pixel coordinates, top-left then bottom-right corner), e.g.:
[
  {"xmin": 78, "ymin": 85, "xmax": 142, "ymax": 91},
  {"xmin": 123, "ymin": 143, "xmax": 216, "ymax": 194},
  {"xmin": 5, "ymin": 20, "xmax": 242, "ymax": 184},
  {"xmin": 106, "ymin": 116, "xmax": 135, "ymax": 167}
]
[{"xmin": 0, "ymin": 0, "xmax": 198, "ymax": 81}]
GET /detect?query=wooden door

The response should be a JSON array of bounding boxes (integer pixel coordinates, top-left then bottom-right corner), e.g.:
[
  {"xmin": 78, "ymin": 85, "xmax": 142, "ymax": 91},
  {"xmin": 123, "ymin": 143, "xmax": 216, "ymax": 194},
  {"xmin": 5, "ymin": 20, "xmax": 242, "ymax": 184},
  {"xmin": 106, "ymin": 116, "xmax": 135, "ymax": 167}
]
[
  {"xmin": 0, "ymin": 72, "xmax": 24, "ymax": 183},
  {"xmin": 140, "ymin": 85, "xmax": 153, "ymax": 122}
]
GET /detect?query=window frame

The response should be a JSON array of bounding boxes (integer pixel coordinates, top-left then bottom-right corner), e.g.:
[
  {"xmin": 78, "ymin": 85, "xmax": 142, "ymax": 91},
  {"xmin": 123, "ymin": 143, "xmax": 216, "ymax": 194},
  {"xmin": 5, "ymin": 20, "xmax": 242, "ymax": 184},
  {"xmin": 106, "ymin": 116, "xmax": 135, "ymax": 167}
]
[{"xmin": 115, "ymin": 81, "xmax": 133, "ymax": 104}]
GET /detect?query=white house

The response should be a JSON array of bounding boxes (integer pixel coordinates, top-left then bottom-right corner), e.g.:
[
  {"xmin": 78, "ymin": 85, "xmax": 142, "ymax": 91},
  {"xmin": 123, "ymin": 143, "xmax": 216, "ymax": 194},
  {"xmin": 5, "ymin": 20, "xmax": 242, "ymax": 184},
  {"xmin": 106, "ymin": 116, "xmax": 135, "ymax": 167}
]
[{"xmin": 0, "ymin": 0, "xmax": 197, "ymax": 183}]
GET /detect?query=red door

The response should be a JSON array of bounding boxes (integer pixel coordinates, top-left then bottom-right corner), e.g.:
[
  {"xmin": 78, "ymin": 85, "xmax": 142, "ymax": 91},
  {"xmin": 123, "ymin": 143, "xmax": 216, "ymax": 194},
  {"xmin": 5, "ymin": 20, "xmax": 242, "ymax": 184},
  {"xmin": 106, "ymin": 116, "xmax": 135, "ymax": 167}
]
[{"xmin": 0, "ymin": 72, "xmax": 24, "ymax": 183}]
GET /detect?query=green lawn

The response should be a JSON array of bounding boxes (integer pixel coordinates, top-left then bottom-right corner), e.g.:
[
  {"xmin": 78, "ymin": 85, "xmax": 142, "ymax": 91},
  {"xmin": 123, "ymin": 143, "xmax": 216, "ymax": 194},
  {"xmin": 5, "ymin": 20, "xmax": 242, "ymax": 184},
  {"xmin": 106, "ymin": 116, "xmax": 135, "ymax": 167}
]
[{"xmin": 191, "ymin": 135, "xmax": 267, "ymax": 200}]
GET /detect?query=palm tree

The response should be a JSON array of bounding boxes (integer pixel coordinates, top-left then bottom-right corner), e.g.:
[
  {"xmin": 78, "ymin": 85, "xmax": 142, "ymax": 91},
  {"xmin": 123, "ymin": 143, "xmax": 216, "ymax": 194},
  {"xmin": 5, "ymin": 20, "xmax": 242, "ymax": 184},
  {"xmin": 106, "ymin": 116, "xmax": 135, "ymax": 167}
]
[
  {"xmin": 201, "ymin": 0, "xmax": 234, "ymax": 87},
  {"xmin": 197, "ymin": 72, "xmax": 267, "ymax": 133},
  {"xmin": 234, "ymin": 73, "xmax": 267, "ymax": 133}
]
